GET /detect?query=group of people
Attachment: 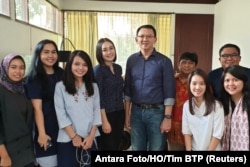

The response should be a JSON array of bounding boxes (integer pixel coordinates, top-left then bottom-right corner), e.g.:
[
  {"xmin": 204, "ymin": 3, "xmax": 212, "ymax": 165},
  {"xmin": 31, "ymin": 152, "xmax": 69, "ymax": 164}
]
[
  {"xmin": 124, "ymin": 24, "xmax": 248, "ymax": 152},
  {"xmin": 0, "ymin": 39, "xmax": 102, "ymax": 166},
  {"xmin": 168, "ymin": 43, "xmax": 250, "ymax": 151},
  {"xmin": 0, "ymin": 33, "xmax": 126, "ymax": 166},
  {"xmin": 0, "ymin": 24, "xmax": 249, "ymax": 167}
]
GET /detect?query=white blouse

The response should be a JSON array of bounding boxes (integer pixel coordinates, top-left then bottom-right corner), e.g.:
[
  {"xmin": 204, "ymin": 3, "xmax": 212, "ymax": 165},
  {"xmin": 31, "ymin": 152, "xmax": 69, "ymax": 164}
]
[{"xmin": 182, "ymin": 99, "xmax": 224, "ymax": 150}]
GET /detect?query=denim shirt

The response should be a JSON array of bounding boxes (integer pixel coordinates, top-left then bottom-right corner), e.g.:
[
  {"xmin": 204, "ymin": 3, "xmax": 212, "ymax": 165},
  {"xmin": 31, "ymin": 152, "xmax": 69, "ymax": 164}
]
[
  {"xmin": 124, "ymin": 49, "xmax": 175, "ymax": 106},
  {"xmin": 94, "ymin": 64, "xmax": 124, "ymax": 113}
]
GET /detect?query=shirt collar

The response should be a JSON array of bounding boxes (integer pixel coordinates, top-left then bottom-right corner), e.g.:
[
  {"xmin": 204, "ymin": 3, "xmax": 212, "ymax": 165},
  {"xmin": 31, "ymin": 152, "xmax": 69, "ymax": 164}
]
[{"xmin": 137, "ymin": 48, "xmax": 157, "ymax": 58}]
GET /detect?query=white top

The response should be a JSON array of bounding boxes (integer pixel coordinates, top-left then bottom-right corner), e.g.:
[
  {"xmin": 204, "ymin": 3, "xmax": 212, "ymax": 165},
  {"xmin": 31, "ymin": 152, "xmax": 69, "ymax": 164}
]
[
  {"xmin": 182, "ymin": 99, "xmax": 224, "ymax": 150},
  {"xmin": 54, "ymin": 81, "xmax": 102, "ymax": 142}
]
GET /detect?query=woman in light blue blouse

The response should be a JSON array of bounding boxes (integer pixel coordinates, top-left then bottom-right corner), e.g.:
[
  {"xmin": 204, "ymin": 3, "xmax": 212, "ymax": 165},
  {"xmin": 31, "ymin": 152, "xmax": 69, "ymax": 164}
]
[
  {"xmin": 54, "ymin": 50, "xmax": 102, "ymax": 167},
  {"xmin": 94, "ymin": 38, "xmax": 125, "ymax": 150}
]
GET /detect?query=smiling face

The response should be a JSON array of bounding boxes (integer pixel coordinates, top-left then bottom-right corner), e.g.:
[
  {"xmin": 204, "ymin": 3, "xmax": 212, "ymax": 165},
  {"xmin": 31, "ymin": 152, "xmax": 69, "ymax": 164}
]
[
  {"xmin": 190, "ymin": 74, "xmax": 206, "ymax": 99},
  {"xmin": 179, "ymin": 59, "xmax": 196, "ymax": 75},
  {"xmin": 102, "ymin": 41, "xmax": 116, "ymax": 64},
  {"xmin": 40, "ymin": 43, "xmax": 58, "ymax": 69},
  {"xmin": 219, "ymin": 47, "xmax": 241, "ymax": 69},
  {"xmin": 135, "ymin": 28, "xmax": 157, "ymax": 52},
  {"xmin": 8, "ymin": 58, "xmax": 25, "ymax": 82},
  {"xmin": 71, "ymin": 55, "xmax": 88, "ymax": 80},
  {"xmin": 223, "ymin": 73, "xmax": 244, "ymax": 99}
]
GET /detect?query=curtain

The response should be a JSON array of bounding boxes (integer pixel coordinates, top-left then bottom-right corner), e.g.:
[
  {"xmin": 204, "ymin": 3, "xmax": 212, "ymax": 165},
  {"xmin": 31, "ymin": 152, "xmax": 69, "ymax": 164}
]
[
  {"xmin": 64, "ymin": 11, "xmax": 172, "ymax": 70},
  {"xmin": 148, "ymin": 14, "xmax": 172, "ymax": 56},
  {"xmin": 64, "ymin": 11, "xmax": 98, "ymax": 65}
]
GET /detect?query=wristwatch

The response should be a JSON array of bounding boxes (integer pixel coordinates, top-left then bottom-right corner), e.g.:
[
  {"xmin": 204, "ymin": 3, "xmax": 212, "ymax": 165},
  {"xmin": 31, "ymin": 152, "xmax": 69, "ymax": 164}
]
[{"xmin": 164, "ymin": 114, "xmax": 172, "ymax": 119}]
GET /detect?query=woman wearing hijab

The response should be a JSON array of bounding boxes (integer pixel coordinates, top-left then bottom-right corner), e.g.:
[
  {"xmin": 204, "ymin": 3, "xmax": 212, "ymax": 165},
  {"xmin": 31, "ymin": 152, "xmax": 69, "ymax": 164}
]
[{"xmin": 0, "ymin": 54, "xmax": 34, "ymax": 167}]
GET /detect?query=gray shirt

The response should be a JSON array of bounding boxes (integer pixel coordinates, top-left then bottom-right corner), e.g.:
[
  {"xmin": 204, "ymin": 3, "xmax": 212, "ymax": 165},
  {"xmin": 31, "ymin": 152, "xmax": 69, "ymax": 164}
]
[{"xmin": 54, "ymin": 81, "xmax": 102, "ymax": 142}]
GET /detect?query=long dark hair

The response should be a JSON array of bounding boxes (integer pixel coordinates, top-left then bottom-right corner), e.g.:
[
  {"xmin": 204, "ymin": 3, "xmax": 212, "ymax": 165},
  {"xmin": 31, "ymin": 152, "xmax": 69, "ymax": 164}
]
[
  {"xmin": 220, "ymin": 65, "xmax": 250, "ymax": 116},
  {"xmin": 26, "ymin": 39, "xmax": 59, "ymax": 81},
  {"xmin": 188, "ymin": 68, "xmax": 216, "ymax": 116},
  {"xmin": 25, "ymin": 39, "xmax": 60, "ymax": 97},
  {"xmin": 62, "ymin": 50, "xmax": 95, "ymax": 96}
]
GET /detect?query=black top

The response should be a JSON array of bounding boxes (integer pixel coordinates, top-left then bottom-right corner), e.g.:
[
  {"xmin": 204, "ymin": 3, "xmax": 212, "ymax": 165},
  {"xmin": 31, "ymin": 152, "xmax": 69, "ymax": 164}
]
[
  {"xmin": 94, "ymin": 64, "xmax": 124, "ymax": 113},
  {"xmin": 25, "ymin": 67, "xmax": 64, "ymax": 157},
  {"xmin": 0, "ymin": 86, "xmax": 34, "ymax": 167}
]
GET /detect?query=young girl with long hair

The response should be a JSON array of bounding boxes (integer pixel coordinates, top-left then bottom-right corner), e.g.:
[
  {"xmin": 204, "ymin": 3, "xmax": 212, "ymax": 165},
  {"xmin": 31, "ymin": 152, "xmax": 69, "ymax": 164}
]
[
  {"xmin": 54, "ymin": 50, "xmax": 101, "ymax": 166},
  {"xmin": 94, "ymin": 38, "xmax": 125, "ymax": 150},
  {"xmin": 182, "ymin": 68, "xmax": 224, "ymax": 151},
  {"xmin": 25, "ymin": 39, "xmax": 64, "ymax": 166}
]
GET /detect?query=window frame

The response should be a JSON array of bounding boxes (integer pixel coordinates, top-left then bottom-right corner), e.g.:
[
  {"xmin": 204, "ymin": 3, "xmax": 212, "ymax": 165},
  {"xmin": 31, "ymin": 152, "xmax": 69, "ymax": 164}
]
[
  {"xmin": 0, "ymin": 0, "xmax": 10, "ymax": 17},
  {"xmin": 14, "ymin": 0, "xmax": 63, "ymax": 34}
]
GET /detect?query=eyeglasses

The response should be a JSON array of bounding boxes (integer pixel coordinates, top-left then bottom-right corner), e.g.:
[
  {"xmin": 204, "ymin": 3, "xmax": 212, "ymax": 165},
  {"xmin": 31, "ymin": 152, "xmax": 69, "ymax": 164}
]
[
  {"xmin": 220, "ymin": 53, "xmax": 239, "ymax": 59},
  {"xmin": 137, "ymin": 35, "xmax": 155, "ymax": 39}
]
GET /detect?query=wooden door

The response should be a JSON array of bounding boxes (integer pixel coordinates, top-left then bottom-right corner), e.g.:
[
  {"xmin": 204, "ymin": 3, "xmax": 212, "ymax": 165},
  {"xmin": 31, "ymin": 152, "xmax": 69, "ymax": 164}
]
[{"xmin": 174, "ymin": 14, "xmax": 214, "ymax": 74}]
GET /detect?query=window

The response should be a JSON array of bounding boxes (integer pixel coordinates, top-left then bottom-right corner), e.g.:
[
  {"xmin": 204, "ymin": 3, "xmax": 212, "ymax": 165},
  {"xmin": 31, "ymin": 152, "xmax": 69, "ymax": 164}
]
[
  {"xmin": 15, "ymin": 0, "xmax": 28, "ymax": 21},
  {"xmin": 55, "ymin": 9, "xmax": 63, "ymax": 33},
  {"xmin": 15, "ymin": 0, "xmax": 63, "ymax": 33},
  {"xmin": 64, "ymin": 11, "xmax": 171, "ymax": 74},
  {"xmin": 97, "ymin": 13, "xmax": 148, "ymax": 72},
  {"xmin": 29, "ymin": 0, "xmax": 54, "ymax": 32},
  {"xmin": 22, "ymin": 54, "xmax": 32, "ymax": 75},
  {"xmin": 0, "ymin": 0, "xmax": 10, "ymax": 16}
]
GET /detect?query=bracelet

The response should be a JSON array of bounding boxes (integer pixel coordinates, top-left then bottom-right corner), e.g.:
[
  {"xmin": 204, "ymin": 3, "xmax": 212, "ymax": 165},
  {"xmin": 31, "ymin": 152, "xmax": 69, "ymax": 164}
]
[{"xmin": 71, "ymin": 134, "xmax": 77, "ymax": 140}]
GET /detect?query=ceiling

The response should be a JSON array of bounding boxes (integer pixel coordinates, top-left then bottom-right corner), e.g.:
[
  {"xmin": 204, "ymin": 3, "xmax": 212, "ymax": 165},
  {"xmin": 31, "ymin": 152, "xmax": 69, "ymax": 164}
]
[{"xmin": 91, "ymin": 0, "xmax": 219, "ymax": 4}]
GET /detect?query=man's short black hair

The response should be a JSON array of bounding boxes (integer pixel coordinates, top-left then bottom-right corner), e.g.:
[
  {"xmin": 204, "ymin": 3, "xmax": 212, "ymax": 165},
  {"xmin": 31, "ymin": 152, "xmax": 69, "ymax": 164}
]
[
  {"xmin": 136, "ymin": 24, "xmax": 156, "ymax": 37},
  {"xmin": 219, "ymin": 43, "xmax": 240, "ymax": 56}
]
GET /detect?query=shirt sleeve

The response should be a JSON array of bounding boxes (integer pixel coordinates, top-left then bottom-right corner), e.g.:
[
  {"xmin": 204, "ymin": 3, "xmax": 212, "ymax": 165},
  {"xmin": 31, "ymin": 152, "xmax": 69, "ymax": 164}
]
[
  {"xmin": 54, "ymin": 82, "xmax": 72, "ymax": 128},
  {"xmin": 25, "ymin": 79, "xmax": 42, "ymax": 99},
  {"xmin": 0, "ymin": 107, "xmax": 4, "ymax": 144},
  {"xmin": 182, "ymin": 101, "xmax": 192, "ymax": 135},
  {"xmin": 92, "ymin": 84, "xmax": 102, "ymax": 126},
  {"xmin": 93, "ymin": 66, "xmax": 105, "ymax": 109},
  {"xmin": 163, "ymin": 57, "xmax": 175, "ymax": 105},
  {"xmin": 124, "ymin": 56, "xmax": 132, "ymax": 102},
  {"xmin": 212, "ymin": 101, "xmax": 224, "ymax": 139}
]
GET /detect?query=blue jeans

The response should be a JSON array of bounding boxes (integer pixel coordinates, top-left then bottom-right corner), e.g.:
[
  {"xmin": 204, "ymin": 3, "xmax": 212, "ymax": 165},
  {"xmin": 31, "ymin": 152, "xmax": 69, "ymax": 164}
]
[{"xmin": 130, "ymin": 104, "xmax": 166, "ymax": 151}]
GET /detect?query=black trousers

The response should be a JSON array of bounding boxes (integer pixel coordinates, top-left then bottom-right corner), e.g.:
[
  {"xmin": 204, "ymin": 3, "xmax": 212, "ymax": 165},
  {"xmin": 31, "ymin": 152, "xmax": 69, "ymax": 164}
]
[
  {"xmin": 97, "ymin": 110, "xmax": 125, "ymax": 150},
  {"xmin": 57, "ymin": 141, "xmax": 97, "ymax": 167}
]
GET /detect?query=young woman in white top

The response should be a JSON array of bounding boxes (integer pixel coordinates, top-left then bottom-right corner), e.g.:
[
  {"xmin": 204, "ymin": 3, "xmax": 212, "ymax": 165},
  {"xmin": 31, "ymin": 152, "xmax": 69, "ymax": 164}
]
[{"xmin": 182, "ymin": 68, "xmax": 224, "ymax": 151}]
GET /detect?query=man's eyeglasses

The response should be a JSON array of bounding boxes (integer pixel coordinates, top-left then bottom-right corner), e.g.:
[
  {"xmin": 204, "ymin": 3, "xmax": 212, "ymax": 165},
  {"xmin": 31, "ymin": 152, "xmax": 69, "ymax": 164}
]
[
  {"xmin": 220, "ymin": 53, "xmax": 239, "ymax": 58},
  {"xmin": 137, "ymin": 35, "xmax": 155, "ymax": 39}
]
